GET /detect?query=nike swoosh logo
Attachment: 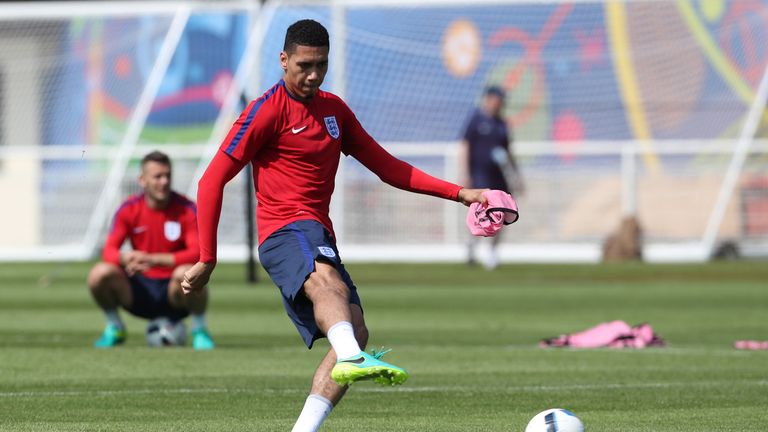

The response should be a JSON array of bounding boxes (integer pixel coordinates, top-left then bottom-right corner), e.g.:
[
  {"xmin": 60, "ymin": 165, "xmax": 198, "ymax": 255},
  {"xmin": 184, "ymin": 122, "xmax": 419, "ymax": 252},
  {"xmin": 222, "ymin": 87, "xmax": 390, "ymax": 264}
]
[
  {"xmin": 133, "ymin": 226, "xmax": 147, "ymax": 234},
  {"xmin": 291, "ymin": 125, "xmax": 308, "ymax": 134},
  {"xmin": 339, "ymin": 357, "xmax": 366, "ymax": 364}
]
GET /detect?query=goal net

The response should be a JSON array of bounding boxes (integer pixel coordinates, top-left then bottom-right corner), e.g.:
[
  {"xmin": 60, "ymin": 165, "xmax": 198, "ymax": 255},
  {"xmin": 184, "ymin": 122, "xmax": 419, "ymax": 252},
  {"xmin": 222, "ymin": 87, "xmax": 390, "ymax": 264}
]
[
  {"xmin": 252, "ymin": 0, "xmax": 768, "ymax": 262},
  {"xmin": 1, "ymin": 0, "xmax": 767, "ymax": 262},
  {"xmin": 0, "ymin": 2, "xmax": 256, "ymax": 260}
]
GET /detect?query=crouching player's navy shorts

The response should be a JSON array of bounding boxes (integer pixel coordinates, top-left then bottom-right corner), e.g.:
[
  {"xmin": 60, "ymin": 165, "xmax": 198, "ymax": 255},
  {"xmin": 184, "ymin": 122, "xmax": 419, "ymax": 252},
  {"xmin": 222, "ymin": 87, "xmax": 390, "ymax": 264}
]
[
  {"xmin": 258, "ymin": 219, "xmax": 361, "ymax": 348},
  {"xmin": 126, "ymin": 274, "xmax": 189, "ymax": 322}
]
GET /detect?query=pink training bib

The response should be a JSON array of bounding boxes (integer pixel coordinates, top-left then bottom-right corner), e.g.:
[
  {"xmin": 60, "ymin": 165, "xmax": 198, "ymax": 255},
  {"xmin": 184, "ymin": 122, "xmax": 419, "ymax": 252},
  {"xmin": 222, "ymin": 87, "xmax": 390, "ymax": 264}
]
[{"xmin": 466, "ymin": 190, "xmax": 519, "ymax": 237}]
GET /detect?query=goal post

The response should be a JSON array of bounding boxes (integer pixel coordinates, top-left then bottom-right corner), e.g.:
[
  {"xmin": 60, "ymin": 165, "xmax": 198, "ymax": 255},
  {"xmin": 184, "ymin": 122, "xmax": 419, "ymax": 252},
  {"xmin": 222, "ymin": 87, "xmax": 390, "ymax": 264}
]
[
  {"xmin": 701, "ymin": 64, "xmax": 768, "ymax": 258},
  {"xmin": 81, "ymin": 7, "xmax": 191, "ymax": 256}
]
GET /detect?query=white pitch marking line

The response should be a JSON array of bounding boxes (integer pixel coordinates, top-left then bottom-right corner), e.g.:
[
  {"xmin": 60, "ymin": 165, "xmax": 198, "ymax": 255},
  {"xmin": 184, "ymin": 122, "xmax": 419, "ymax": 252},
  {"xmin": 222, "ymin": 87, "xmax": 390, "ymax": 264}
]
[
  {"xmin": 1, "ymin": 380, "xmax": 765, "ymax": 398},
  {"xmin": 0, "ymin": 388, "xmax": 233, "ymax": 398},
  {"xmin": 362, "ymin": 380, "xmax": 768, "ymax": 393}
]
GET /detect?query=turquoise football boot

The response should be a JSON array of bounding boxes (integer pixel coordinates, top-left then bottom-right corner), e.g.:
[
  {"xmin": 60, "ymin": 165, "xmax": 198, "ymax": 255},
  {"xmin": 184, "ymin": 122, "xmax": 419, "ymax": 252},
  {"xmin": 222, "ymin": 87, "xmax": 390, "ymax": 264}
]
[
  {"xmin": 93, "ymin": 324, "xmax": 126, "ymax": 348},
  {"xmin": 331, "ymin": 347, "xmax": 408, "ymax": 386},
  {"xmin": 191, "ymin": 328, "xmax": 215, "ymax": 350}
]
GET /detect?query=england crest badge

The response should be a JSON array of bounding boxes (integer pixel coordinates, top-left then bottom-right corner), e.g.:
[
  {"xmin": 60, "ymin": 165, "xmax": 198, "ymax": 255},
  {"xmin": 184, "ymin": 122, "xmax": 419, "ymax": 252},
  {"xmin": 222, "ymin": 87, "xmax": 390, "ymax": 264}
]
[
  {"xmin": 317, "ymin": 246, "xmax": 336, "ymax": 258},
  {"xmin": 164, "ymin": 221, "xmax": 181, "ymax": 241},
  {"xmin": 324, "ymin": 116, "xmax": 340, "ymax": 139}
]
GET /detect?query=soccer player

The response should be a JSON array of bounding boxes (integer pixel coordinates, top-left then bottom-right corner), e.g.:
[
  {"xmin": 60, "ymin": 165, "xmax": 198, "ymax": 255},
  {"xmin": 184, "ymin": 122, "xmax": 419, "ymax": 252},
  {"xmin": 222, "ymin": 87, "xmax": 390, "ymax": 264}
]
[
  {"xmin": 459, "ymin": 86, "xmax": 524, "ymax": 270},
  {"xmin": 181, "ymin": 20, "xmax": 487, "ymax": 431},
  {"xmin": 87, "ymin": 151, "xmax": 215, "ymax": 350}
]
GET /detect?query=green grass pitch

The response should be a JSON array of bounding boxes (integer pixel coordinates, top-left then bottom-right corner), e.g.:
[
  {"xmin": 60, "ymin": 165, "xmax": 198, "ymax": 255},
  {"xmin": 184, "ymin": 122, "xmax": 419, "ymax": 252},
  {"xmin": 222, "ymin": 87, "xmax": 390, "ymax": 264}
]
[{"xmin": 1, "ymin": 262, "xmax": 767, "ymax": 431}]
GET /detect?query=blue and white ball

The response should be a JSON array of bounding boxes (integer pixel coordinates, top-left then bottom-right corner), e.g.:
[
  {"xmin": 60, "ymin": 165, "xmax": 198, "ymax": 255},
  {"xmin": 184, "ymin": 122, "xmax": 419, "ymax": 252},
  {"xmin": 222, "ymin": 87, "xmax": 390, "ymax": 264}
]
[
  {"xmin": 525, "ymin": 408, "xmax": 584, "ymax": 432},
  {"xmin": 145, "ymin": 317, "xmax": 186, "ymax": 347}
]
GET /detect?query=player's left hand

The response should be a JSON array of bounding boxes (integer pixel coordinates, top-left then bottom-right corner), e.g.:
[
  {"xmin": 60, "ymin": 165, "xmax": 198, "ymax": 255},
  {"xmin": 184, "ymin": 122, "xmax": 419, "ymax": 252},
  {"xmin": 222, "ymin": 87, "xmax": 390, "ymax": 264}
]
[
  {"xmin": 123, "ymin": 251, "xmax": 151, "ymax": 276},
  {"xmin": 181, "ymin": 262, "xmax": 215, "ymax": 294},
  {"xmin": 457, "ymin": 188, "xmax": 489, "ymax": 207}
]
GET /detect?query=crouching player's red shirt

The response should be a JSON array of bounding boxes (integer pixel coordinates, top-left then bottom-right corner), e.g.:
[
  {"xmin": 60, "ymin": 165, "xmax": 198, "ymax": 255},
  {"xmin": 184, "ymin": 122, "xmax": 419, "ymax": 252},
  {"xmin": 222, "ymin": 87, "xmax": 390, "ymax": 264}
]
[
  {"xmin": 102, "ymin": 192, "xmax": 200, "ymax": 279},
  {"xmin": 197, "ymin": 80, "xmax": 462, "ymax": 263}
]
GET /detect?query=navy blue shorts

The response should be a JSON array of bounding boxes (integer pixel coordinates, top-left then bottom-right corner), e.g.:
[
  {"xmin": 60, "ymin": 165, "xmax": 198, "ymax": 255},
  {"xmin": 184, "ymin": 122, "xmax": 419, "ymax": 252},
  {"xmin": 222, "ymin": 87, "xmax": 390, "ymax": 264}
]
[
  {"xmin": 471, "ymin": 171, "xmax": 509, "ymax": 194},
  {"xmin": 258, "ymin": 220, "xmax": 361, "ymax": 349},
  {"xmin": 126, "ymin": 274, "xmax": 189, "ymax": 321}
]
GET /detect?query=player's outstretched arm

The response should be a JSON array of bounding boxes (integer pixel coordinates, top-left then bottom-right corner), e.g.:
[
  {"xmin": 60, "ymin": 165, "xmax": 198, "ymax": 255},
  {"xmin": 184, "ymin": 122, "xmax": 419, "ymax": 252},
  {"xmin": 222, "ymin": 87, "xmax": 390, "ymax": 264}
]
[
  {"xmin": 351, "ymin": 139, "xmax": 463, "ymax": 200},
  {"xmin": 356, "ymin": 142, "xmax": 491, "ymax": 207},
  {"xmin": 341, "ymin": 103, "xmax": 490, "ymax": 206},
  {"xmin": 182, "ymin": 151, "xmax": 246, "ymax": 294}
]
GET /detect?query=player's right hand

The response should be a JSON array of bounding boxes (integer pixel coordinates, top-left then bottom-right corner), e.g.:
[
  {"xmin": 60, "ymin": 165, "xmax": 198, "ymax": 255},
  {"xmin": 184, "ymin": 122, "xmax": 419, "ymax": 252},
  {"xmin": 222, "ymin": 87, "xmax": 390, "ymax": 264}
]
[
  {"xmin": 181, "ymin": 262, "xmax": 215, "ymax": 294},
  {"xmin": 122, "ymin": 251, "xmax": 150, "ymax": 276},
  {"xmin": 457, "ymin": 188, "xmax": 489, "ymax": 207}
]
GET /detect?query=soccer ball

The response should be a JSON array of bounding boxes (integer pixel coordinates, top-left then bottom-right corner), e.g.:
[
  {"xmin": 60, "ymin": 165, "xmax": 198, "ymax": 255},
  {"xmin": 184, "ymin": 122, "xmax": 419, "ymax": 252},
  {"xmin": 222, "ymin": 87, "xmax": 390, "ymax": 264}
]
[
  {"xmin": 145, "ymin": 317, "xmax": 187, "ymax": 347},
  {"xmin": 525, "ymin": 408, "xmax": 584, "ymax": 432}
]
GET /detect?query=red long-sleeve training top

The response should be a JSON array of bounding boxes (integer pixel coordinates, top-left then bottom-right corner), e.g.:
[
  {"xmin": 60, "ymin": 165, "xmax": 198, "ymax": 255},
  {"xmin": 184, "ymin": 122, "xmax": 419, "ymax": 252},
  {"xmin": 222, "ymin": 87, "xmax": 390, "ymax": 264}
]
[
  {"xmin": 197, "ymin": 80, "xmax": 462, "ymax": 263},
  {"xmin": 103, "ymin": 192, "xmax": 199, "ymax": 278}
]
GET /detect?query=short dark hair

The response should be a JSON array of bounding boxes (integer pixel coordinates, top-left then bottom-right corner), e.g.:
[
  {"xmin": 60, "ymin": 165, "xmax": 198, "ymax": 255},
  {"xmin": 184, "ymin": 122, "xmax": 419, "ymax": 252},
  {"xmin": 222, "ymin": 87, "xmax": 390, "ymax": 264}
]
[
  {"xmin": 141, "ymin": 150, "xmax": 171, "ymax": 168},
  {"xmin": 484, "ymin": 86, "xmax": 505, "ymax": 99},
  {"xmin": 283, "ymin": 19, "xmax": 329, "ymax": 53}
]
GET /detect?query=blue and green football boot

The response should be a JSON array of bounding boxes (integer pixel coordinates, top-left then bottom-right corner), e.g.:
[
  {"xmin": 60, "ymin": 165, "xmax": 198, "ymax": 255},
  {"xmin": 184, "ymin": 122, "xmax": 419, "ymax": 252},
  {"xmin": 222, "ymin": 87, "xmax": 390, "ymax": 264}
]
[
  {"xmin": 331, "ymin": 348, "xmax": 408, "ymax": 386},
  {"xmin": 191, "ymin": 328, "xmax": 215, "ymax": 350},
  {"xmin": 93, "ymin": 324, "xmax": 126, "ymax": 348}
]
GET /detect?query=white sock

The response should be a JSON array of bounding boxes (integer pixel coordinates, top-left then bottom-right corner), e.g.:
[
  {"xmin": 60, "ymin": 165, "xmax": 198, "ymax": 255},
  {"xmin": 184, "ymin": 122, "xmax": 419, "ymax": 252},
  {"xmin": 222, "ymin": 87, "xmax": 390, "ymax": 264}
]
[
  {"xmin": 467, "ymin": 238, "xmax": 476, "ymax": 262},
  {"xmin": 291, "ymin": 394, "xmax": 333, "ymax": 432},
  {"xmin": 326, "ymin": 321, "xmax": 361, "ymax": 359},
  {"xmin": 191, "ymin": 314, "xmax": 207, "ymax": 331},
  {"xmin": 104, "ymin": 309, "xmax": 123, "ymax": 329},
  {"xmin": 484, "ymin": 245, "xmax": 499, "ymax": 270}
]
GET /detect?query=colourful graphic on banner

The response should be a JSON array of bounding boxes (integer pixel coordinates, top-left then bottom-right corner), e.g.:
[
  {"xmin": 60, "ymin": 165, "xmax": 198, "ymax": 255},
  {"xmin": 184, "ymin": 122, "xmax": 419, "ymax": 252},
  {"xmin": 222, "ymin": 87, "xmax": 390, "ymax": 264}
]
[
  {"xmin": 330, "ymin": 0, "xmax": 767, "ymax": 151},
  {"xmin": 50, "ymin": 13, "xmax": 248, "ymax": 147},
  {"xmin": 48, "ymin": 2, "xmax": 768, "ymax": 153}
]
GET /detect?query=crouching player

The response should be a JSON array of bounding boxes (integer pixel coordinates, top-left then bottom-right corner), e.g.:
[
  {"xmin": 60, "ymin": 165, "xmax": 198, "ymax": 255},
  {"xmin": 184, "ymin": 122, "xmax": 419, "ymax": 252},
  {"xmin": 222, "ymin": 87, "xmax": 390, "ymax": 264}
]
[{"xmin": 87, "ymin": 151, "xmax": 215, "ymax": 350}]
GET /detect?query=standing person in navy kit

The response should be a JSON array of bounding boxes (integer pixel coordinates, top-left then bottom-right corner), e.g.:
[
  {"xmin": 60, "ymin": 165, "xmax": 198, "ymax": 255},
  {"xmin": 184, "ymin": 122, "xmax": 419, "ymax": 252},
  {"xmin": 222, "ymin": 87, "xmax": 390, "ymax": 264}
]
[{"xmin": 460, "ymin": 86, "xmax": 524, "ymax": 270}]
